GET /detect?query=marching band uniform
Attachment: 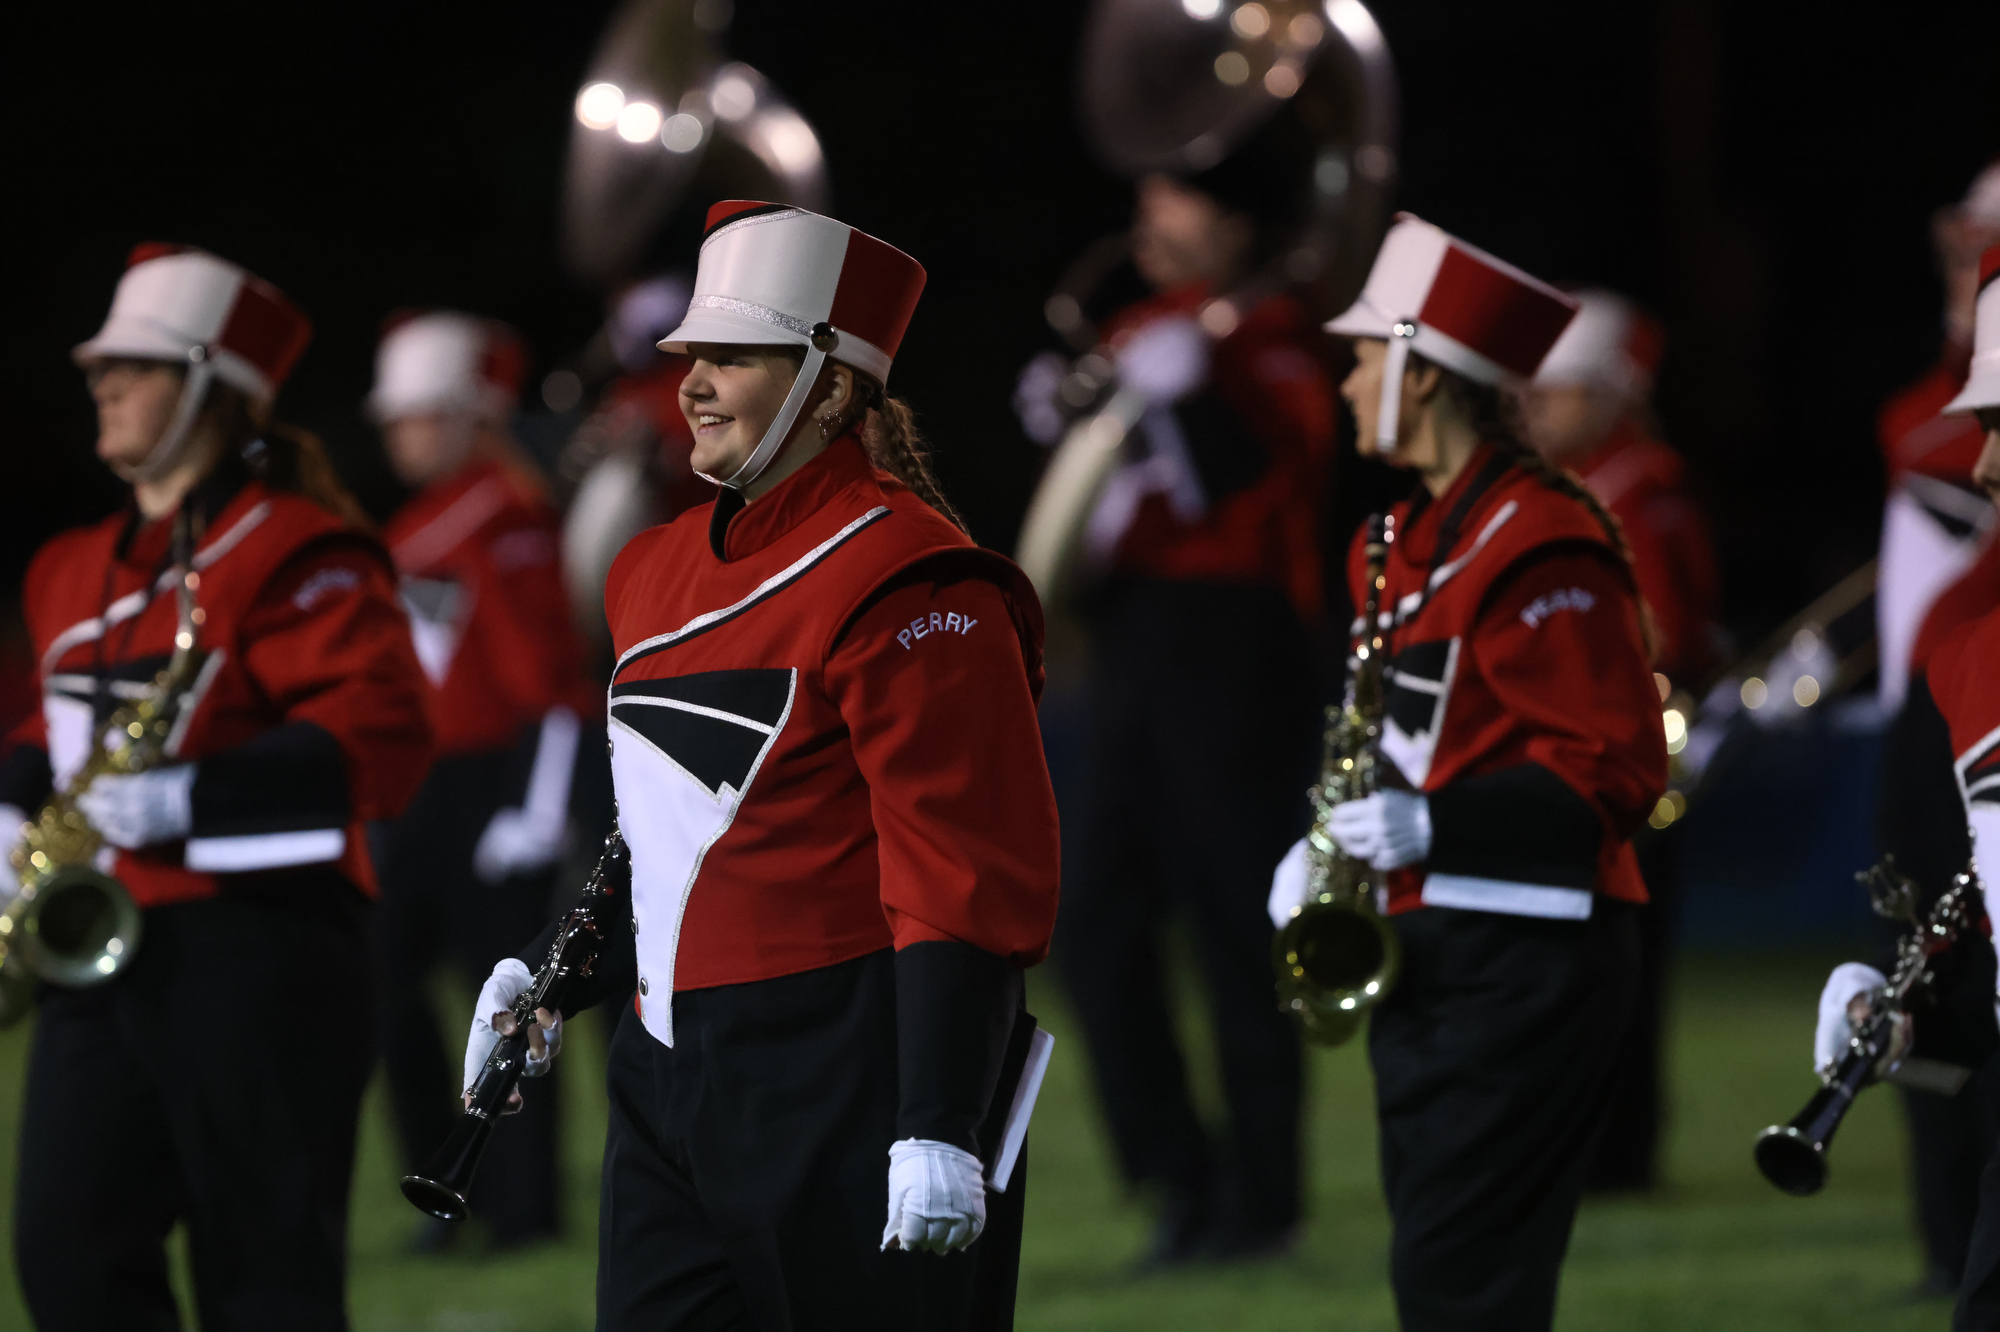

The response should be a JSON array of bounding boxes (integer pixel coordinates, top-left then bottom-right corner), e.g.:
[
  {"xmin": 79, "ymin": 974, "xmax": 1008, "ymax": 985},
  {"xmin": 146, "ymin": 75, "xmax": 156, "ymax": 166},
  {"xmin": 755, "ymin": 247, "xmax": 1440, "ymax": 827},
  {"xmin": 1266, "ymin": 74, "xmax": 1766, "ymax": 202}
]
[
  {"xmin": 1874, "ymin": 214, "xmax": 2000, "ymax": 1293},
  {"xmin": 1875, "ymin": 162, "xmax": 2000, "ymax": 713},
  {"xmin": 369, "ymin": 313, "xmax": 598, "ymax": 1245},
  {"xmin": 1053, "ymin": 238, "xmax": 1336, "ymax": 1266},
  {"xmin": 1, "ymin": 247, "xmax": 432, "ymax": 1330},
  {"xmin": 1295, "ymin": 218, "xmax": 1668, "ymax": 1330},
  {"xmin": 1817, "ymin": 240, "xmax": 2000, "ymax": 1327},
  {"xmin": 1884, "ymin": 525, "xmax": 2000, "ymax": 1294},
  {"xmin": 492, "ymin": 204, "xmax": 1060, "ymax": 1329},
  {"xmin": 1903, "ymin": 241, "xmax": 2000, "ymax": 1329},
  {"xmin": 1529, "ymin": 290, "xmax": 1721, "ymax": 1192}
]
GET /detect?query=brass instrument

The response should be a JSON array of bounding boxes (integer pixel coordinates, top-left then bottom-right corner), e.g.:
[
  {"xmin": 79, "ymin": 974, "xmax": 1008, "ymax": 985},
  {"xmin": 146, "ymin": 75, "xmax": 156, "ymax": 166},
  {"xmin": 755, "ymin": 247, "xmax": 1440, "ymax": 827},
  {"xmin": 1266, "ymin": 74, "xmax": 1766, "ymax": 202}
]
[
  {"xmin": 1016, "ymin": 0, "xmax": 1399, "ymax": 612},
  {"xmin": 1648, "ymin": 557, "xmax": 1879, "ymax": 833},
  {"xmin": 1754, "ymin": 857, "xmax": 1981, "ymax": 1195},
  {"xmin": 404, "ymin": 823, "xmax": 629, "ymax": 1223},
  {"xmin": 1274, "ymin": 515, "xmax": 1401, "ymax": 1045},
  {"xmin": 0, "ymin": 548, "xmax": 207, "ymax": 1026}
]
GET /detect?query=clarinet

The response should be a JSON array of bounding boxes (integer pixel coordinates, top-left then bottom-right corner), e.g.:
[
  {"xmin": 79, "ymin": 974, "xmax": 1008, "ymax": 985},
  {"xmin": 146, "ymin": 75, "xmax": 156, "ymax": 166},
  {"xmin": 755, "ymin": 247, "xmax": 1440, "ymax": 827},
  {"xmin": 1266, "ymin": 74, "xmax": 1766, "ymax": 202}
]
[
  {"xmin": 401, "ymin": 825, "xmax": 630, "ymax": 1222},
  {"xmin": 1754, "ymin": 858, "xmax": 1980, "ymax": 1196}
]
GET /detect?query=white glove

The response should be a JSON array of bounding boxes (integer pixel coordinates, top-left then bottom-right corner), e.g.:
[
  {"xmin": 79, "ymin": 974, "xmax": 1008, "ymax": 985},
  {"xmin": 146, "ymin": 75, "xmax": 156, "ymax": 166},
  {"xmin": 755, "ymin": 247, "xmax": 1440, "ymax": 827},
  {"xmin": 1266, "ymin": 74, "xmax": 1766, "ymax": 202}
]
[
  {"xmin": 882, "ymin": 1138, "xmax": 987, "ymax": 1254},
  {"xmin": 1115, "ymin": 315, "xmax": 1209, "ymax": 405},
  {"xmin": 474, "ymin": 708, "xmax": 579, "ymax": 884},
  {"xmin": 1268, "ymin": 837, "xmax": 1311, "ymax": 929},
  {"xmin": 1813, "ymin": 961, "xmax": 1908, "ymax": 1079},
  {"xmin": 474, "ymin": 806, "xmax": 569, "ymax": 884},
  {"xmin": 463, "ymin": 959, "xmax": 562, "ymax": 1102},
  {"xmin": 0, "ymin": 804, "xmax": 25, "ymax": 896},
  {"xmin": 1013, "ymin": 351, "xmax": 1070, "ymax": 446},
  {"xmin": 1326, "ymin": 791, "xmax": 1432, "ymax": 871},
  {"xmin": 75, "ymin": 765, "xmax": 195, "ymax": 850}
]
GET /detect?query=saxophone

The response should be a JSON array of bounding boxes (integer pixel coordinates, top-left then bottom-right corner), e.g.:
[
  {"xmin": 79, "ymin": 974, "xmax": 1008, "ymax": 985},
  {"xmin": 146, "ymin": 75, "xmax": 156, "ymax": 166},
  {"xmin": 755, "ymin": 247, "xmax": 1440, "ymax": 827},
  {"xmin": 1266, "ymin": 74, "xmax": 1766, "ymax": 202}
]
[
  {"xmin": 1273, "ymin": 514, "xmax": 1403, "ymax": 1046},
  {"xmin": 0, "ymin": 551, "xmax": 207, "ymax": 1026}
]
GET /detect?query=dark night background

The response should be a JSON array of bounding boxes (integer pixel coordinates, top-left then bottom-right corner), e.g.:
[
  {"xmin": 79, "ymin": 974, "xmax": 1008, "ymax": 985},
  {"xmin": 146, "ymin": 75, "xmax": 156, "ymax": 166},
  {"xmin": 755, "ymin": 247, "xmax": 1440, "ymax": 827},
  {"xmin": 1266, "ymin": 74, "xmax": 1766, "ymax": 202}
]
[{"xmin": 8, "ymin": 0, "xmax": 2000, "ymax": 650}]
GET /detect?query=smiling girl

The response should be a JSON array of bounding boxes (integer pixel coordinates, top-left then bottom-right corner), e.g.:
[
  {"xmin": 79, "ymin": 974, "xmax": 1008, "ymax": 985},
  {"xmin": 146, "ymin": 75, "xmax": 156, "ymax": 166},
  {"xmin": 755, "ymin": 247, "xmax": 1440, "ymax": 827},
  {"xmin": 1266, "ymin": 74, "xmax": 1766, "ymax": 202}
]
[{"xmin": 466, "ymin": 203, "xmax": 1060, "ymax": 1330}]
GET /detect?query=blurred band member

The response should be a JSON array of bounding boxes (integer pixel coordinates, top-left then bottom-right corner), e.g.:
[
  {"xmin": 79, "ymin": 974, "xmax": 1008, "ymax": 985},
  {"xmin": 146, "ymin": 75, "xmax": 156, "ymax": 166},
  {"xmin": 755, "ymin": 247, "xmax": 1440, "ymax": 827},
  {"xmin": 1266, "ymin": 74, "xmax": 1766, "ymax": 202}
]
[
  {"xmin": 1878, "ymin": 176, "xmax": 2000, "ymax": 1294},
  {"xmin": 1833, "ymin": 244, "xmax": 2000, "ymax": 1320},
  {"xmin": 1523, "ymin": 290, "xmax": 1720, "ymax": 1193},
  {"xmin": 1, "ymin": 245, "xmax": 432, "ymax": 1329},
  {"xmin": 1275, "ymin": 217, "xmax": 1667, "ymax": 1331},
  {"xmin": 1525, "ymin": 290, "xmax": 1718, "ymax": 686},
  {"xmin": 467, "ymin": 203, "xmax": 1060, "ymax": 1328},
  {"xmin": 1941, "ymin": 385, "xmax": 2000, "ymax": 1330},
  {"xmin": 369, "ymin": 311, "xmax": 597, "ymax": 1247},
  {"xmin": 1034, "ymin": 155, "xmax": 1337, "ymax": 1266},
  {"xmin": 1876, "ymin": 161, "xmax": 2000, "ymax": 713}
]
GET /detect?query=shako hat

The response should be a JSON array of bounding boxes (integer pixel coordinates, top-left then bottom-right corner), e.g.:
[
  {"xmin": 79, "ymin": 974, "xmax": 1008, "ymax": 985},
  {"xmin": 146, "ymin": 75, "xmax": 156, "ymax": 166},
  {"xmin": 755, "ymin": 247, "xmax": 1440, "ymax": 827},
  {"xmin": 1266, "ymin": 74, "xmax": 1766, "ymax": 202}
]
[
  {"xmin": 1533, "ymin": 288, "xmax": 1666, "ymax": 401},
  {"xmin": 74, "ymin": 244, "xmax": 312, "ymax": 483},
  {"xmin": 659, "ymin": 201, "xmax": 926, "ymax": 488},
  {"xmin": 1326, "ymin": 214, "xmax": 1577, "ymax": 452},
  {"xmin": 74, "ymin": 243, "xmax": 312, "ymax": 404},
  {"xmin": 369, "ymin": 311, "xmax": 528, "ymax": 425},
  {"xmin": 1944, "ymin": 244, "xmax": 2000, "ymax": 416}
]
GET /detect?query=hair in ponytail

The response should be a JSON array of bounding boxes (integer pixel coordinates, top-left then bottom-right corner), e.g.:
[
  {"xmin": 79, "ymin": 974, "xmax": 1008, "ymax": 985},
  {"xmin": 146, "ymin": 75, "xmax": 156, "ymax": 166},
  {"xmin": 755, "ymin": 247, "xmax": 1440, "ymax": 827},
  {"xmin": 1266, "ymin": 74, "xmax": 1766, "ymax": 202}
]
[
  {"xmin": 855, "ymin": 385, "xmax": 967, "ymax": 534},
  {"xmin": 1433, "ymin": 365, "xmax": 1660, "ymax": 659},
  {"xmin": 203, "ymin": 385, "xmax": 374, "ymax": 532}
]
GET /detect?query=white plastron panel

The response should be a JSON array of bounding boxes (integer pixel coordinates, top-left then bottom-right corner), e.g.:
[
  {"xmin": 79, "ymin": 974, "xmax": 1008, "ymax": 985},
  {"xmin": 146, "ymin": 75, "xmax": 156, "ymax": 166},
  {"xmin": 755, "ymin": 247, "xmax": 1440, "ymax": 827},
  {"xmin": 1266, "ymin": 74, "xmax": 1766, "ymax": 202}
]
[
  {"xmin": 1379, "ymin": 636, "xmax": 1460, "ymax": 788},
  {"xmin": 610, "ymin": 668, "xmax": 797, "ymax": 1047}
]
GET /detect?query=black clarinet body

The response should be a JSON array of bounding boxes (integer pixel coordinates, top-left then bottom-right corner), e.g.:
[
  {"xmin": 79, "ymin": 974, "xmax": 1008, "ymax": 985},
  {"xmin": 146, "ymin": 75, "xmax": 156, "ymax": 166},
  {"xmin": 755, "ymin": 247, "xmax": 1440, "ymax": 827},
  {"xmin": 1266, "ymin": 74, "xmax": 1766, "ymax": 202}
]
[
  {"xmin": 1753, "ymin": 1021, "xmax": 1883, "ymax": 1196},
  {"xmin": 1752, "ymin": 859, "xmax": 1979, "ymax": 1197},
  {"xmin": 401, "ymin": 827, "xmax": 629, "ymax": 1222}
]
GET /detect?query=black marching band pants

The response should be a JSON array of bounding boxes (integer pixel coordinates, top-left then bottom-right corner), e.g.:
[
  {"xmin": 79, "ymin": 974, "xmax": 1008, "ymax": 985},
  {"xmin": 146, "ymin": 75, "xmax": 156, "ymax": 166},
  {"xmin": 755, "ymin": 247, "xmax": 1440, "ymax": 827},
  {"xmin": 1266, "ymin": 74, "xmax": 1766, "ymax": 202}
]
[
  {"xmin": 14, "ymin": 879, "xmax": 374, "ymax": 1332},
  {"xmin": 375, "ymin": 748, "xmax": 563, "ymax": 1243},
  {"xmin": 1059, "ymin": 579, "xmax": 1319, "ymax": 1240},
  {"xmin": 1585, "ymin": 825, "xmax": 1682, "ymax": 1191},
  {"xmin": 1371, "ymin": 901, "xmax": 1640, "ymax": 1332},
  {"xmin": 596, "ymin": 949, "xmax": 1025, "ymax": 1332}
]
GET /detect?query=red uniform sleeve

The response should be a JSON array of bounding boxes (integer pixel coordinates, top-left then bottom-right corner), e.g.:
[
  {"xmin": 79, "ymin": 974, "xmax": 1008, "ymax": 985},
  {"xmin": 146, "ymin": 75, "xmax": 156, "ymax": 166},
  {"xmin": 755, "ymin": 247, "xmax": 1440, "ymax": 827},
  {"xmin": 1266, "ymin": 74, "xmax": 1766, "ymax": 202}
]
[
  {"xmin": 1621, "ymin": 490, "xmax": 1720, "ymax": 683},
  {"xmin": 822, "ymin": 571, "xmax": 1060, "ymax": 967},
  {"xmin": 238, "ymin": 537, "xmax": 435, "ymax": 822},
  {"xmin": 1930, "ymin": 610, "xmax": 2000, "ymax": 897},
  {"xmin": 1213, "ymin": 323, "xmax": 1338, "ymax": 620},
  {"xmin": 1471, "ymin": 550, "xmax": 1669, "ymax": 840},
  {"xmin": 474, "ymin": 518, "xmax": 599, "ymax": 722}
]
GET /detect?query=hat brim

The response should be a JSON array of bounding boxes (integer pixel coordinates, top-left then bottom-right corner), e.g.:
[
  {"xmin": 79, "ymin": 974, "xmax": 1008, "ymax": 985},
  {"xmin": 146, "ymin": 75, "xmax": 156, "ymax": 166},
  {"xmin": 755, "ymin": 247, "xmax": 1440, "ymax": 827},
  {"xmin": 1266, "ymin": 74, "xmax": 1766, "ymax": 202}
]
[
  {"xmin": 658, "ymin": 308, "xmax": 809, "ymax": 356},
  {"xmin": 1944, "ymin": 362, "xmax": 2000, "ymax": 416},
  {"xmin": 72, "ymin": 324, "xmax": 191, "ymax": 369},
  {"xmin": 1325, "ymin": 303, "xmax": 1396, "ymax": 340}
]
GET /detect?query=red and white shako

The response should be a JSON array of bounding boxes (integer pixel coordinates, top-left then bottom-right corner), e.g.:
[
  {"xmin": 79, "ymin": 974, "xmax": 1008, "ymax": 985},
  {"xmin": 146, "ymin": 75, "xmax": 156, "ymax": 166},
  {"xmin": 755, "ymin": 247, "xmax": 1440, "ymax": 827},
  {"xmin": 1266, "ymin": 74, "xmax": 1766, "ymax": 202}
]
[
  {"xmin": 1327, "ymin": 214, "xmax": 1579, "ymax": 450},
  {"xmin": 658, "ymin": 201, "xmax": 926, "ymax": 488}
]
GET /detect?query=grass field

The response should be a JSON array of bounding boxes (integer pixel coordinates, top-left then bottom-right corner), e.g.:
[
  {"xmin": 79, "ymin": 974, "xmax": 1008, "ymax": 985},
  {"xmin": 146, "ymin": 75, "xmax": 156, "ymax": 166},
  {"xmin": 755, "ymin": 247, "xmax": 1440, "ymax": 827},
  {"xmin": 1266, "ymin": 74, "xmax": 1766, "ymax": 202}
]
[{"xmin": 0, "ymin": 950, "xmax": 1958, "ymax": 1331}]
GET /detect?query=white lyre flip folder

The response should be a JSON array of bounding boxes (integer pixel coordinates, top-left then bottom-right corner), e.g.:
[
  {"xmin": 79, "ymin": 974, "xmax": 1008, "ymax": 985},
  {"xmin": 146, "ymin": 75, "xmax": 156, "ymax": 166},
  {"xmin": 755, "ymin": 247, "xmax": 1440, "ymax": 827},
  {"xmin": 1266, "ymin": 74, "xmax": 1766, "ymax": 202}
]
[{"xmin": 988, "ymin": 1028, "xmax": 1055, "ymax": 1193}]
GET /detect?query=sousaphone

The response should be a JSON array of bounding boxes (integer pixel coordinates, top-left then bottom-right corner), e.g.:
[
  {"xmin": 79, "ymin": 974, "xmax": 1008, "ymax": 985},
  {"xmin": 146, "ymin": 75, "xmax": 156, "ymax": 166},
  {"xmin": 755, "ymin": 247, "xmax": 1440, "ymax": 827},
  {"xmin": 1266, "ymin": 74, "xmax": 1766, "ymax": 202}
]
[
  {"xmin": 557, "ymin": 0, "xmax": 833, "ymax": 646},
  {"xmin": 1016, "ymin": 0, "xmax": 1400, "ymax": 612}
]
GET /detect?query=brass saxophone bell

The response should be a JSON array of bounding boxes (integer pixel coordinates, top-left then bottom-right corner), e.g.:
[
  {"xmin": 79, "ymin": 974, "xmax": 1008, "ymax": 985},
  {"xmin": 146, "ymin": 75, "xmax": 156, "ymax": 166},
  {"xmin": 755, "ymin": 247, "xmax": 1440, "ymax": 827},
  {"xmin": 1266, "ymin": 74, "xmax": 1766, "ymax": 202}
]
[{"xmin": 1271, "ymin": 515, "xmax": 1402, "ymax": 1048}]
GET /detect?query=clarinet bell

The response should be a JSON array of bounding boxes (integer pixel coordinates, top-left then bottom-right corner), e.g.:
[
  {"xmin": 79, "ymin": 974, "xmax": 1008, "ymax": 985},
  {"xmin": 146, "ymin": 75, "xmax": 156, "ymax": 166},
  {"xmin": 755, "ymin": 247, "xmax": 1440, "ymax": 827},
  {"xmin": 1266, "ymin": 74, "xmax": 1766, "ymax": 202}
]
[
  {"xmin": 401, "ymin": 1112, "xmax": 497, "ymax": 1222},
  {"xmin": 1753, "ymin": 1124, "xmax": 1828, "ymax": 1197}
]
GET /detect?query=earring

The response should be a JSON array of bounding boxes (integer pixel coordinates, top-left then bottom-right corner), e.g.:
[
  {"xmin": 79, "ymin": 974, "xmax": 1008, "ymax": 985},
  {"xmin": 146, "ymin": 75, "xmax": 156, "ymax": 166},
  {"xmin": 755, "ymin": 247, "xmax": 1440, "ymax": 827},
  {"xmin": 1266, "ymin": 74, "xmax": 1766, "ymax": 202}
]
[{"xmin": 819, "ymin": 413, "xmax": 839, "ymax": 441}]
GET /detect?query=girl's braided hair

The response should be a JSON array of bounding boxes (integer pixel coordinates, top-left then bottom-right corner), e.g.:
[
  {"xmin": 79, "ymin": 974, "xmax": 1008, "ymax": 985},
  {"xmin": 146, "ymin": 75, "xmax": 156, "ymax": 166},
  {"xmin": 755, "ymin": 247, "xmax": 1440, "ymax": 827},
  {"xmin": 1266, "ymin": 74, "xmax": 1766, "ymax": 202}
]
[
  {"xmin": 1424, "ymin": 358, "xmax": 1658, "ymax": 659},
  {"xmin": 853, "ymin": 380, "xmax": 966, "ymax": 534}
]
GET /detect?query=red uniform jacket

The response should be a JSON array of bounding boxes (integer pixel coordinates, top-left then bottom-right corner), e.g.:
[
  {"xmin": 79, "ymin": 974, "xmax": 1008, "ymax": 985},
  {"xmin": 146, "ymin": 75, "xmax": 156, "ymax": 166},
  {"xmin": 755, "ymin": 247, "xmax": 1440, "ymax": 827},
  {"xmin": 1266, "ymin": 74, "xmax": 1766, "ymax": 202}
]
[
  {"xmin": 1574, "ymin": 420, "xmax": 1720, "ymax": 685},
  {"xmin": 1350, "ymin": 444, "xmax": 1667, "ymax": 918},
  {"xmin": 603, "ymin": 435, "xmax": 1061, "ymax": 1047},
  {"xmin": 1928, "ymin": 607, "xmax": 2000, "ymax": 898},
  {"xmin": 1097, "ymin": 283, "xmax": 1337, "ymax": 623},
  {"xmin": 1877, "ymin": 342, "xmax": 1995, "ymax": 703},
  {"xmin": 1880, "ymin": 342, "xmax": 1988, "ymax": 491},
  {"xmin": 1914, "ymin": 535, "xmax": 2000, "ymax": 677},
  {"xmin": 6, "ymin": 477, "xmax": 432, "ymax": 905},
  {"xmin": 384, "ymin": 457, "xmax": 598, "ymax": 756}
]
